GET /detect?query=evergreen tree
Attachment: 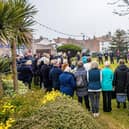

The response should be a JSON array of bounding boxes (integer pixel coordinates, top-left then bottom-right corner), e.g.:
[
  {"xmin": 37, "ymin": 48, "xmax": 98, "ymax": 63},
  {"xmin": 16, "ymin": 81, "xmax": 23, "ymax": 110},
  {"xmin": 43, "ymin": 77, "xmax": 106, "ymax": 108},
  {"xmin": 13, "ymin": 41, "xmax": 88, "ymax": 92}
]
[{"xmin": 110, "ymin": 29, "xmax": 129, "ymax": 56}]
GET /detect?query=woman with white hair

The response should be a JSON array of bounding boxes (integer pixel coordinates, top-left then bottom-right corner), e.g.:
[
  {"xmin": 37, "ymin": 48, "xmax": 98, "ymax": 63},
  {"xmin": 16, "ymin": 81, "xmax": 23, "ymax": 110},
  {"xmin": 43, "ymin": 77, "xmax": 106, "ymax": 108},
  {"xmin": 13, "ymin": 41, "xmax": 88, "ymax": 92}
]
[
  {"xmin": 59, "ymin": 66, "xmax": 76, "ymax": 97},
  {"xmin": 101, "ymin": 61, "xmax": 113, "ymax": 112},
  {"xmin": 88, "ymin": 61, "xmax": 101, "ymax": 117}
]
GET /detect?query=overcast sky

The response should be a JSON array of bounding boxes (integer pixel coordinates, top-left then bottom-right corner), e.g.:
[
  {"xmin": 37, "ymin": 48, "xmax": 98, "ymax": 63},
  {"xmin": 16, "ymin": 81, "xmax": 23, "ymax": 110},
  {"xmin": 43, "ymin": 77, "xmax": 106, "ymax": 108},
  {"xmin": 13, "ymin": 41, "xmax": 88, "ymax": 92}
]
[{"xmin": 29, "ymin": 0, "xmax": 129, "ymax": 39}]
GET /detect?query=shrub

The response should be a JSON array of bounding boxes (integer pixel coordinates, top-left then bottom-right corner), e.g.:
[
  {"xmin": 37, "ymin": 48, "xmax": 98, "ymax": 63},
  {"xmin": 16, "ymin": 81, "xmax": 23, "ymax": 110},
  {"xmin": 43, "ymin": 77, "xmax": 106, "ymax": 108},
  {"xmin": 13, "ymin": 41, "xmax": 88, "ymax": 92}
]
[
  {"xmin": 0, "ymin": 57, "xmax": 11, "ymax": 74},
  {"xmin": 57, "ymin": 44, "xmax": 82, "ymax": 57},
  {"xmin": 12, "ymin": 94, "xmax": 102, "ymax": 129},
  {"xmin": 0, "ymin": 90, "xmax": 46, "ymax": 121},
  {"xmin": 2, "ymin": 79, "xmax": 28, "ymax": 96},
  {"xmin": 10, "ymin": 90, "xmax": 46, "ymax": 118}
]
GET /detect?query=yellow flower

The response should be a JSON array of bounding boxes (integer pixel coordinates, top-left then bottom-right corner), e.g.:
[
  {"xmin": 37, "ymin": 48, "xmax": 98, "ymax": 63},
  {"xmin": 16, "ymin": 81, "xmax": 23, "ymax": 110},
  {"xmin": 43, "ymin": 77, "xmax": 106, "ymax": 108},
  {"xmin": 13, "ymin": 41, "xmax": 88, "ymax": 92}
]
[
  {"xmin": 41, "ymin": 91, "xmax": 62, "ymax": 105},
  {"xmin": 0, "ymin": 118, "xmax": 15, "ymax": 129}
]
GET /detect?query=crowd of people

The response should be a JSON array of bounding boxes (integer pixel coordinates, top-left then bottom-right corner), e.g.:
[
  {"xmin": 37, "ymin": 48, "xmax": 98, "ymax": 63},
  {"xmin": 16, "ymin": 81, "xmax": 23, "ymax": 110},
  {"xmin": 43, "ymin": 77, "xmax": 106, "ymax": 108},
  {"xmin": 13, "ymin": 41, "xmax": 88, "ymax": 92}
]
[{"xmin": 16, "ymin": 50, "xmax": 129, "ymax": 118}]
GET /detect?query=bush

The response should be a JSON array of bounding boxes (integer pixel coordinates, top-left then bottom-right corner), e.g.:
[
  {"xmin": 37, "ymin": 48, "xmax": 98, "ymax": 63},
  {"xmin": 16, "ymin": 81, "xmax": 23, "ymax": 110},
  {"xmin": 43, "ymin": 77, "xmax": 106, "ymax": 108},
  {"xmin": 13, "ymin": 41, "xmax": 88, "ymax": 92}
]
[
  {"xmin": 12, "ymin": 95, "xmax": 102, "ymax": 129},
  {"xmin": 2, "ymin": 79, "xmax": 28, "ymax": 96},
  {"xmin": 57, "ymin": 44, "xmax": 82, "ymax": 57},
  {"xmin": 0, "ymin": 57, "xmax": 11, "ymax": 74},
  {"xmin": 0, "ymin": 90, "xmax": 46, "ymax": 121}
]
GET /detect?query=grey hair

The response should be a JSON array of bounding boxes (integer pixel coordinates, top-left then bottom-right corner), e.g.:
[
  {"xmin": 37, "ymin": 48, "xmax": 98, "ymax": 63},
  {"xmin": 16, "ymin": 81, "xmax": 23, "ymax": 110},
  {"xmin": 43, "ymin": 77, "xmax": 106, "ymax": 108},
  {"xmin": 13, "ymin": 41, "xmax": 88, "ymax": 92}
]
[{"xmin": 90, "ymin": 61, "xmax": 99, "ymax": 69}]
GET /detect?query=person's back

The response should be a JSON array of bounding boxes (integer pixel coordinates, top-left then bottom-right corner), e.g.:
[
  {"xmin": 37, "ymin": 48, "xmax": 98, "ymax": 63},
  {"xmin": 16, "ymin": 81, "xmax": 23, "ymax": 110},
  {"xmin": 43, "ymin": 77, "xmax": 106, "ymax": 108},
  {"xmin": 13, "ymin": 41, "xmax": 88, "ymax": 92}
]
[
  {"xmin": 113, "ymin": 64, "xmax": 128, "ymax": 93},
  {"xmin": 41, "ymin": 63, "xmax": 52, "ymax": 91},
  {"xmin": 88, "ymin": 68, "xmax": 101, "ymax": 91},
  {"xmin": 87, "ymin": 61, "xmax": 101, "ymax": 117},
  {"xmin": 59, "ymin": 67, "xmax": 75, "ymax": 96},
  {"xmin": 74, "ymin": 67, "xmax": 87, "ymax": 89},
  {"xmin": 113, "ymin": 59, "xmax": 129, "ymax": 108},
  {"xmin": 49, "ymin": 61, "xmax": 62, "ymax": 90},
  {"xmin": 82, "ymin": 56, "xmax": 87, "ymax": 64},
  {"xmin": 101, "ymin": 67, "xmax": 113, "ymax": 91},
  {"xmin": 19, "ymin": 60, "xmax": 33, "ymax": 89},
  {"xmin": 101, "ymin": 61, "xmax": 113, "ymax": 112}
]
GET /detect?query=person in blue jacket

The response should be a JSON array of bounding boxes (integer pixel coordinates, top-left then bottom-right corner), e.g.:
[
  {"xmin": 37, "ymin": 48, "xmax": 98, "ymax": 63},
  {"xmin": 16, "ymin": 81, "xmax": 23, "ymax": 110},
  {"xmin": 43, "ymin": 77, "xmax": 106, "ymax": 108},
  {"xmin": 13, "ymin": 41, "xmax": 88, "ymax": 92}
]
[
  {"xmin": 49, "ymin": 59, "xmax": 62, "ymax": 90},
  {"xmin": 59, "ymin": 66, "xmax": 76, "ymax": 97},
  {"xmin": 101, "ymin": 61, "xmax": 113, "ymax": 112},
  {"xmin": 88, "ymin": 61, "xmax": 101, "ymax": 117}
]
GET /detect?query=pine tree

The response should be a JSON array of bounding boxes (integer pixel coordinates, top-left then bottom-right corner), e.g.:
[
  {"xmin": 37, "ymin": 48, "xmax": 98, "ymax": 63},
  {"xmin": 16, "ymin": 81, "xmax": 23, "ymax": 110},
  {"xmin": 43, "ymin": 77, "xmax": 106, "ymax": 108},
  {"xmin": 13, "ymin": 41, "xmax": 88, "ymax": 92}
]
[{"xmin": 110, "ymin": 29, "xmax": 129, "ymax": 56}]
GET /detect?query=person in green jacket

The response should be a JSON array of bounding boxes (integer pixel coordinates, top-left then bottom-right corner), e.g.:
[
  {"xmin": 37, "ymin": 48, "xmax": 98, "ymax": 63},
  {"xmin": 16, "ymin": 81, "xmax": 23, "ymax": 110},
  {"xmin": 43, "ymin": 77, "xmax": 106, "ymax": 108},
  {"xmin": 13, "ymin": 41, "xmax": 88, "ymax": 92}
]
[{"xmin": 101, "ymin": 61, "xmax": 113, "ymax": 112}]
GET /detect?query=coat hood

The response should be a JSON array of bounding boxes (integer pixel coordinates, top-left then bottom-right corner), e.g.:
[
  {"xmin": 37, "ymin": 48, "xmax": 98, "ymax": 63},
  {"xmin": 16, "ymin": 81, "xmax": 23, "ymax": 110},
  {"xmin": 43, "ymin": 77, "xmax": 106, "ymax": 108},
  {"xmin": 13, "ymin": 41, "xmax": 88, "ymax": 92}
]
[{"xmin": 117, "ymin": 64, "xmax": 128, "ymax": 72}]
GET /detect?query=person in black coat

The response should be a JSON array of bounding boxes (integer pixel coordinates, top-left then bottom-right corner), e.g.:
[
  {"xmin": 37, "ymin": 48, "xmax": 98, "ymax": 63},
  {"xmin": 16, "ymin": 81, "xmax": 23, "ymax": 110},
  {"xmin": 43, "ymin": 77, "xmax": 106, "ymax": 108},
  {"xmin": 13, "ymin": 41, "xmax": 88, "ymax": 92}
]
[
  {"xmin": 113, "ymin": 59, "xmax": 129, "ymax": 108},
  {"xmin": 109, "ymin": 52, "xmax": 114, "ymax": 64},
  {"xmin": 41, "ymin": 58, "xmax": 52, "ymax": 91},
  {"xmin": 33, "ymin": 55, "xmax": 40, "ymax": 85},
  {"xmin": 126, "ymin": 72, "xmax": 129, "ymax": 103},
  {"xmin": 104, "ymin": 52, "xmax": 108, "ymax": 61},
  {"xmin": 18, "ymin": 60, "xmax": 33, "ymax": 89},
  {"xmin": 98, "ymin": 53, "xmax": 103, "ymax": 64}
]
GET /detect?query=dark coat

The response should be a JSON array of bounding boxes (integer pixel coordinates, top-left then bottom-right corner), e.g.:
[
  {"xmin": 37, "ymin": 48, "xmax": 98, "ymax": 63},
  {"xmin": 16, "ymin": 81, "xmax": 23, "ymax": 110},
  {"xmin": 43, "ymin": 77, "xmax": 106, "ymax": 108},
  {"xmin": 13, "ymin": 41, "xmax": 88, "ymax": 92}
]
[
  {"xmin": 18, "ymin": 64, "xmax": 33, "ymax": 84},
  {"xmin": 88, "ymin": 68, "xmax": 101, "ymax": 91},
  {"xmin": 74, "ymin": 67, "xmax": 88, "ymax": 97},
  {"xmin": 126, "ymin": 72, "xmax": 129, "ymax": 101},
  {"xmin": 41, "ymin": 64, "xmax": 52, "ymax": 90},
  {"xmin": 59, "ymin": 72, "xmax": 76, "ymax": 97},
  {"xmin": 113, "ymin": 64, "xmax": 129, "ymax": 93},
  {"xmin": 49, "ymin": 66, "xmax": 62, "ymax": 90}
]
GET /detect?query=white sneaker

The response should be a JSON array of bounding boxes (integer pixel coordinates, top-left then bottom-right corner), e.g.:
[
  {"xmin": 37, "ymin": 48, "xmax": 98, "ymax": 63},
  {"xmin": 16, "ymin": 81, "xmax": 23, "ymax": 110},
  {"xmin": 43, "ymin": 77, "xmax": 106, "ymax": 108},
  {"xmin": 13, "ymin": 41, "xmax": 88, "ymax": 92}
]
[
  {"xmin": 93, "ymin": 113, "xmax": 96, "ymax": 118},
  {"xmin": 96, "ymin": 113, "xmax": 100, "ymax": 117}
]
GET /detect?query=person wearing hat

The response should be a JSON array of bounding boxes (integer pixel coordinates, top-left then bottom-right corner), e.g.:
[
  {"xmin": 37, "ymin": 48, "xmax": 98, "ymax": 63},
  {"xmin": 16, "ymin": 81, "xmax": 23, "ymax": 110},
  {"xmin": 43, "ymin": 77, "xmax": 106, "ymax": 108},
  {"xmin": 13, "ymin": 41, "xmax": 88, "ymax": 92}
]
[
  {"xmin": 59, "ymin": 66, "xmax": 76, "ymax": 97},
  {"xmin": 101, "ymin": 61, "xmax": 113, "ymax": 112}
]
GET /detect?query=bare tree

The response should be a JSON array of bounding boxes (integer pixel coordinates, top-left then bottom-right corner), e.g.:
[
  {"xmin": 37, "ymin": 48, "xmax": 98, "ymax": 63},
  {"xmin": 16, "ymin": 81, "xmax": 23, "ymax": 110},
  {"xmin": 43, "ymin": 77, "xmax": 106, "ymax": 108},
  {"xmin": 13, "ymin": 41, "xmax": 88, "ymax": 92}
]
[{"xmin": 108, "ymin": 0, "xmax": 129, "ymax": 16}]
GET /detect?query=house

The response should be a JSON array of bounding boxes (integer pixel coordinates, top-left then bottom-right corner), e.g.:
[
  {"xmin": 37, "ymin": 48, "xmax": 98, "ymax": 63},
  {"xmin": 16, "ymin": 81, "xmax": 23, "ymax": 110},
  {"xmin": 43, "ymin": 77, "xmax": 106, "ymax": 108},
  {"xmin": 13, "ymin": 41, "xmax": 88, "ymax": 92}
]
[
  {"xmin": 54, "ymin": 36, "xmax": 111, "ymax": 53},
  {"xmin": 32, "ymin": 37, "xmax": 56, "ymax": 55}
]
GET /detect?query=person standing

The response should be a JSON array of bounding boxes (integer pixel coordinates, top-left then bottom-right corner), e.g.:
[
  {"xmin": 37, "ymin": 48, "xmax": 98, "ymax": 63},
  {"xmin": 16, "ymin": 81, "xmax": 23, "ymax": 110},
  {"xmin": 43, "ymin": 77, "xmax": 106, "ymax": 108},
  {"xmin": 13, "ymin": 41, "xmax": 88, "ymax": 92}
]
[
  {"xmin": 88, "ymin": 61, "xmax": 101, "ymax": 117},
  {"xmin": 41, "ymin": 58, "xmax": 52, "ymax": 91},
  {"xmin": 59, "ymin": 66, "xmax": 76, "ymax": 97},
  {"xmin": 113, "ymin": 59, "xmax": 128, "ymax": 108},
  {"xmin": 49, "ymin": 59, "xmax": 62, "ymax": 90},
  {"xmin": 101, "ymin": 61, "xmax": 113, "ymax": 112},
  {"xmin": 67, "ymin": 51, "xmax": 72, "ymax": 66},
  {"xmin": 18, "ymin": 60, "xmax": 33, "ymax": 89},
  {"xmin": 74, "ymin": 61, "xmax": 90, "ymax": 111},
  {"xmin": 109, "ymin": 52, "xmax": 114, "ymax": 64},
  {"xmin": 84, "ymin": 58, "xmax": 92, "ymax": 71},
  {"xmin": 104, "ymin": 52, "xmax": 108, "ymax": 61},
  {"xmin": 98, "ymin": 53, "xmax": 103, "ymax": 64},
  {"xmin": 76, "ymin": 51, "xmax": 81, "ymax": 61}
]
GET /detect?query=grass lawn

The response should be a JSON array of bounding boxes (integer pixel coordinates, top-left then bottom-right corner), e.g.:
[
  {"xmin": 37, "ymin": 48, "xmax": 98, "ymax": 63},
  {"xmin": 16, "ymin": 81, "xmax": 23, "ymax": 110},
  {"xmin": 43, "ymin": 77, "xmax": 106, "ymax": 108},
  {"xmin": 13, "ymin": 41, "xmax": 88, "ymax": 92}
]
[{"xmin": 95, "ymin": 94, "xmax": 129, "ymax": 129}]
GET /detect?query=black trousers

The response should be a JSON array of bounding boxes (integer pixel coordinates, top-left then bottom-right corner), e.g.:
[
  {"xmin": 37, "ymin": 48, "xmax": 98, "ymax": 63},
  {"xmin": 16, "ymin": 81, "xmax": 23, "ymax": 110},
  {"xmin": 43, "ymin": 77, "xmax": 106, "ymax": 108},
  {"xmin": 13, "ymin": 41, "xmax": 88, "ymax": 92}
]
[
  {"xmin": 102, "ymin": 91, "xmax": 112, "ymax": 112},
  {"xmin": 78, "ymin": 95, "xmax": 90, "ymax": 111}
]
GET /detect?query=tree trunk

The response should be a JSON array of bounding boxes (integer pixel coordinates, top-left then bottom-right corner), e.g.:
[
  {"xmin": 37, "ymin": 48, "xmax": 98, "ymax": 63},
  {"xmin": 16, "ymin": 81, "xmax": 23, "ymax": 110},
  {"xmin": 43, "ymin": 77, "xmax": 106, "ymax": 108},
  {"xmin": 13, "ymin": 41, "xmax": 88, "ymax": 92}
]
[
  {"xmin": 11, "ymin": 41, "xmax": 18, "ymax": 92},
  {"xmin": 0, "ymin": 74, "xmax": 4, "ymax": 98}
]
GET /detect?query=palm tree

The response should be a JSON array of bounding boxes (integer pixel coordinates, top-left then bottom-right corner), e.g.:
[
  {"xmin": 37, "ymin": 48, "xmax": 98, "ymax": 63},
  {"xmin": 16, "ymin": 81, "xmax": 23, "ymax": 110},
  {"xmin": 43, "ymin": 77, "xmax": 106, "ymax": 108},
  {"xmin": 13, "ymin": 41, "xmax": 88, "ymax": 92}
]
[{"xmin": 0, "ymin": 0, "xmax": 37, "ymax": 92}]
